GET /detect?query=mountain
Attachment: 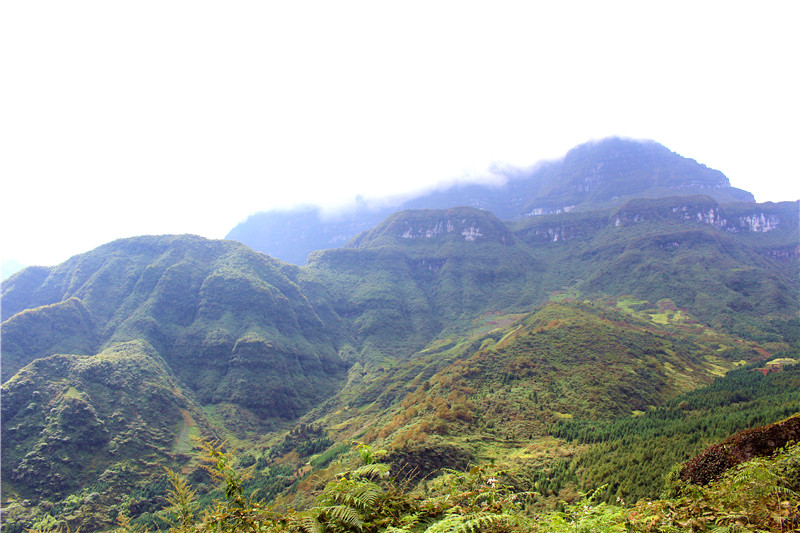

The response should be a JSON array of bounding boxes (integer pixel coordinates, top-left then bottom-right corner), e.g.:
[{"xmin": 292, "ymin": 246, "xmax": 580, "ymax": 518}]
[
  {"xmin": 2, "ymin": 341, "xmax": 206, "ymax": 499},
  {"xmin": 514, "ymin": 137, "xmax": 753, "ymax": 215},
  {"xmin": 2, "ymin": 235, "xmax": 352, "ymax": 418},
  {"xmin": 226, "ymin": 137, "xmax": 755, "ymax": 265},
  {"xmin": 2, "ymin": 141, "xmax": 798, "ymax": 532},
  {"xmin": 512, "ymin": 196, "xmax": 799, "ymax": 336},
  {"xmin": 302, "ymin": 207, "xmax": 543, "ymax": 362},
  {"xmin": 0, "ymin": 236, "xmax": 355, "ymax": 530}
]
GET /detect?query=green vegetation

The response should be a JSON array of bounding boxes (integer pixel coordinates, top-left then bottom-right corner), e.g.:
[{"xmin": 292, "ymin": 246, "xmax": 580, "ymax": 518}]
[
  {"xmin": 23, "ymin": 434, "xmax": 799, "ymax": 532},
  {"xmin": 0, "ymin": 341, "xmax": 210, "ymax": 532},
  {"xmin": 553, "ymin": 363, "xmax": 800, "ymax": 503},
  {"xmin": 1, "ymin": 297, "xmax": 99, "ymax": 382}
]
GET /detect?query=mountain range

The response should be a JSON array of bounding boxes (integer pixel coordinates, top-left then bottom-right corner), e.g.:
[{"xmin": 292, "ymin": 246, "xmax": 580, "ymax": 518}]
[
  {"xmin": 1, "ymin": 137, "xmax": 798, "ymax": 532},
  {"xmin": 226, "ymin": 137, "xmax": 755, "ymax": 265}
]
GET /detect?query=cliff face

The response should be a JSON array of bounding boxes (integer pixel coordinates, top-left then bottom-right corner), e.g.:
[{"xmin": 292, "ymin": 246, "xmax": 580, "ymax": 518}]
[
  {"xmin": 514, "ymin": 198, "xmax": 798, "ymax": 245},
  {"xmin": 511, "ymin": 198, "xmax": 799, "ymax": 331},
  {"xmin": 611, "ymin": 196, "xmax": 791, "ymax": 234},
  {"xmin": 301, "ymin": 207, "xmax": 541, "ymax": 361},
  {"xmin": 348, "ymin": 207, "xmax": 516, "ymax": 248}
]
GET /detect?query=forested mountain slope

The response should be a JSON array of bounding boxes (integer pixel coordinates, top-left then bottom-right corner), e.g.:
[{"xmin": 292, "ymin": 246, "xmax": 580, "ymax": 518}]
[{"xmin": 2, "ymin": 235, "xmax": 351, "ymax": 419}]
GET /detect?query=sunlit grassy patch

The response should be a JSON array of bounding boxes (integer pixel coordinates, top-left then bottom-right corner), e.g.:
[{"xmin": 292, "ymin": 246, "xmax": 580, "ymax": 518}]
[{"xmin": 615, "ymin": 295, "xmax": 648, "ymax": 313}]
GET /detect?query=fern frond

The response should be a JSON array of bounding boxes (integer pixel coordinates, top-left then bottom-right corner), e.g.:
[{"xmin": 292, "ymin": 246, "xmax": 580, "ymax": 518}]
[
  {"xmin": 459, "ymin": 514, "xmax": 502, "ymax": 533},
  {"xmin": 423, "ymin": 511, "xmax": 531, "ymax": 533},
  {"xmin": 383, "ymin": 513, "xmax": 423, "ymax": 533},
  {"xmin": 709, "ymin": 525, "xmax": 748, "ymax": 533},
  {"xmin": 351, "ymin": 481, "xmax": 382, "ymax": 509},
  {"xmin": 321, "ymin": 478, "xmax": 383, "ymax": 511},
  {"xmin": 423, "ymin": 514, "xmax": 464, "ymax": 533},
  {"xmin": 462, "ymin": 512, "xmax": 531, "ymax": 533},
  {"xmin": 300, "ymin": 513, "xmax": 326, "ymax": 533},
  {"xmin": 323, "ymin": 504, "xmax": 365, "ymax": 529},
  {"xmin": 352, "ymin": 462, "xmax": 390, "ymax": 480}
]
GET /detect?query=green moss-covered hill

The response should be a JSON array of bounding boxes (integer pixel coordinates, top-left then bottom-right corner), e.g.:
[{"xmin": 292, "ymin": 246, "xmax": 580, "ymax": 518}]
[
  {"xmin": 2, "ymin": 236, "xmax": 351, "ymax": 418},
  {"xmin": 1, "ymin": 341, "xmax": 208, "ymax": 523},
  {"xmin": 303, "ymin": 207, "xmax": 543, "ymax": 361}
]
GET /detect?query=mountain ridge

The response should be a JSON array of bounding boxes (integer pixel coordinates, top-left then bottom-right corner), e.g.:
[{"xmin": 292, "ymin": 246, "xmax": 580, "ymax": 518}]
[{"xmin": 226, "ymin": 137, "xmax": 756, "ymax": 264}]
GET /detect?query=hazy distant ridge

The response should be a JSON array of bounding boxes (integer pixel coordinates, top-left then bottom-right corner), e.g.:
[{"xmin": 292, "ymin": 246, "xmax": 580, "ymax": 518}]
[{"xmin": 226, "ymin": 137, "xmax": 754, "ymax": 264}]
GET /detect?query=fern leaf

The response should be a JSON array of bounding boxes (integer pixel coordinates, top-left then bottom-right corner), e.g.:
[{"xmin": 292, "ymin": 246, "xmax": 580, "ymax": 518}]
[
  {"xmin": 423, "ymin": 514, "xmax": 464, "ymax": 533},
  {"xmin": 352, "ymin": 462, "xmax": 390, "ymax": 479},
  {"xmin": 324, "ymin": 504, "xmax": 365, "ymax": 529},
  {"xmin": 300, "ymin": 514, "xmax": 326, "ymax": 533},
  {"xmin": 352, "ymin": 481, "xmax": 382, "ymax": 509},
  {"xmin": 460, "ymin": 512, "xmax": 529, "ymax": 533}
]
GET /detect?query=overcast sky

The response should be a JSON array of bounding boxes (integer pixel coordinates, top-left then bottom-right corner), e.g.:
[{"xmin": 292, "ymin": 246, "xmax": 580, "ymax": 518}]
[{"xmin": 2, "ymin": 1, "xmax": 798, "ymax": 270}]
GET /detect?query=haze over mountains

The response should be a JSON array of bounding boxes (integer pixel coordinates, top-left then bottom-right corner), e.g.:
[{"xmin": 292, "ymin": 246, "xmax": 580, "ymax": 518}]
[
  {"xmin": 227, "ymin": 138, "xmax": 756, "ymax": 265},
  {"xmin": 2, "ymin": 137, "xmax": 798, "ymax": 532}
]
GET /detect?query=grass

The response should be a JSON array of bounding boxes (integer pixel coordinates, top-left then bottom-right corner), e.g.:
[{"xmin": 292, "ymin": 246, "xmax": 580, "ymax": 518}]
[
  {"xmin": 63, "ymin": 386, "xmax": 84, "ymax": 400},
  {"xmin": 615, "ymin": 295, "xmax": 648, "ymax": 313},
  {"xmin": 549, "ymin": 288, "xmax": 581, "ymax": 302},
  {"xmin": 172, "ymin": 409, "xmax": 201, "ymax": 457}
]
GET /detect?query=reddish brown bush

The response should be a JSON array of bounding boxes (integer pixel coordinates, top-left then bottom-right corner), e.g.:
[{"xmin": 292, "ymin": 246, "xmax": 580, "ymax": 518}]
[{"xmin": 680, "ymin": 414, "xmax": 800, "ymax": 485}]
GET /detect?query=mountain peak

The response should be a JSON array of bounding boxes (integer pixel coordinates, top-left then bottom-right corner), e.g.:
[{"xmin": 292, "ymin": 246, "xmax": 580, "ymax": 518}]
[
  {"xmin": 226, "ymin": 138, "xmax": 756, "ymax": 265},
  {"xmin": 522, "ymin": 137, "xmax": 753, "ymax": 215},
  {"xmin": 347, "ymin": 207, "xmax": 515, "ymax": 249}
]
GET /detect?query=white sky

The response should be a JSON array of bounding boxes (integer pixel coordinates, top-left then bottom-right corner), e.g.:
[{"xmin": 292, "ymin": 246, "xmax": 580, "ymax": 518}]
[{"xmin": 2, "ymin": 1, "xmax": 799, "ymax": 268}]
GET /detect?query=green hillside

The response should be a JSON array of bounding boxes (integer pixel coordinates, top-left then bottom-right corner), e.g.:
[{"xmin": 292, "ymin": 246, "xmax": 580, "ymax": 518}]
[
  {"xmin": 2, "ymin": 235, "xmax": 352, "ymax": 420},
  {"xmin": 513, "ymin": 197, "xmax": 799, "ymax": 337},
  {"xmin": 303, "ymin": 207, "xmax": 544, "ymax": 362},
  {"xmin": 288, "ymin": 301, "xmax": 773, "ymax": 492},
  {"xmin": 1, "ymin": 297, "xmax": 100, "ymax": 382},
  {"xmin": 1, "ymin": 341, "xmax": 212, "ymax": 531}
]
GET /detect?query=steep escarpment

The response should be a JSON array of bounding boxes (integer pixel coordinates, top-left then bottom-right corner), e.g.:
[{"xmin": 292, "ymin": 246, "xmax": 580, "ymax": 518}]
[
  {"xmin": 347, "ymin": 206, "xmax": 517, "ymax": 247},
  {"xmin": 512, "ymin": 198, "xmax": 799, "ymax": 333}
]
